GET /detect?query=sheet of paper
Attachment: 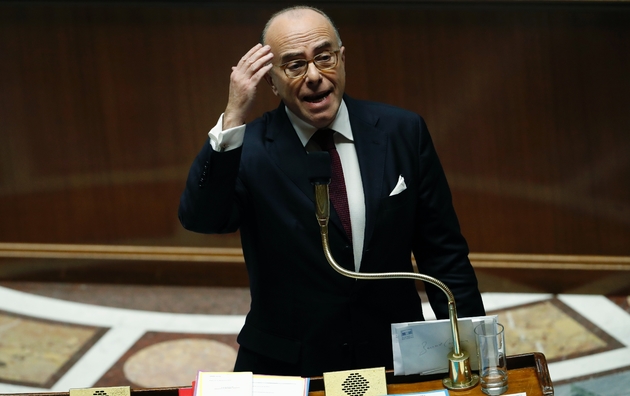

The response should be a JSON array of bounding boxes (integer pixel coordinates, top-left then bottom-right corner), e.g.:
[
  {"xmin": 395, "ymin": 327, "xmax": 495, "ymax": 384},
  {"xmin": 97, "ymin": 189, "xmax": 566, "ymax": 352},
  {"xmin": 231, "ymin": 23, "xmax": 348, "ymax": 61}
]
[
  {"xmin": 392, "ymin": 323, "xmax": 404, "ymax": 375},
  {"xmin": 392, "ymin": 390, "xmax": 449, "ymax": 396},
  {"xmin": 194, "ymin": 372, "xmax": 253, "ymax": 396},
  {"xmin": 253, "ymin": 375, "xmax": 309, "ymax": 396},
  {"xmin": 391, "ymin": 315, "xmax": 497, "ymax": 376}
]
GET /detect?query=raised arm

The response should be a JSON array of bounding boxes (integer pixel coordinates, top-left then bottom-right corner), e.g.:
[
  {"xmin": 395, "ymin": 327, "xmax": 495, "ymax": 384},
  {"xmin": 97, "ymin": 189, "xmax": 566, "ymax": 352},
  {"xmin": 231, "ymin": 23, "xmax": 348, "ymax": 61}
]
[{"xmin": 178, "ymin": 44, "xmax": 274, "ymax": 234}]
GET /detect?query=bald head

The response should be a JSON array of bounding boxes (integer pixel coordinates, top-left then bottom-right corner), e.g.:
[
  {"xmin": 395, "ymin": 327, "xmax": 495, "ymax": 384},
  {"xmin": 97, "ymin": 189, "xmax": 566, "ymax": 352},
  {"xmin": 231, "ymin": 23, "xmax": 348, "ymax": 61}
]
[
  {"xmin": 260, "ymin": 6, "xmax": 342, "ymax": 47},
  {"xmin": 260, "ymin": 5, "xmax": 346, "ymax": 129}
]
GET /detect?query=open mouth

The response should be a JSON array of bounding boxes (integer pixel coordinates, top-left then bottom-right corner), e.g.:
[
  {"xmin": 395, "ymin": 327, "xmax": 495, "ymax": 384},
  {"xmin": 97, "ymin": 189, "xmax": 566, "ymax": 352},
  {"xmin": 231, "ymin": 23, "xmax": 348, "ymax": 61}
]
[{"xmin": 304, "ymin": 90, "xmax": 331, "ymax": 103}]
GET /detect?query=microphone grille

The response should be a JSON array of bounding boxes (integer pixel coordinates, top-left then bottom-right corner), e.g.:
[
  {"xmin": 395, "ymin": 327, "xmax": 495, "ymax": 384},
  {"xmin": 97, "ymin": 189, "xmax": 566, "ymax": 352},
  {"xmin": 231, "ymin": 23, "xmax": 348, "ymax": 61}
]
[{"xmin": 307, "ymin": 151, "xmax": 332, "ymax": 184}]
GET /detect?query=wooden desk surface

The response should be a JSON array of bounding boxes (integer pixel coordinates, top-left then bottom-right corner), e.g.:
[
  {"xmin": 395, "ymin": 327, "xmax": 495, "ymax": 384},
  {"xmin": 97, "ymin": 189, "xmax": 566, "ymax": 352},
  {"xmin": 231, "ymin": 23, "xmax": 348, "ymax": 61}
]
[
  {"xmin": 307, "ymin": 353, "xmax": 554, "ymax": 395},
  {"xmin": 0, "ymin": 353, "xmax": 553, "ymax": 396}
]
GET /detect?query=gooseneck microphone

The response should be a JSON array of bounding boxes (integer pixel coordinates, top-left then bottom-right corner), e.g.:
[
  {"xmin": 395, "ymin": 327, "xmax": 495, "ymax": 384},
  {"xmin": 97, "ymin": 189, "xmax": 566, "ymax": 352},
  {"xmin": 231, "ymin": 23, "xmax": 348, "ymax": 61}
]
[
  {"xmin": 307, "ymin": 151, "xmax": 333, "ymax": 185},
  {"xmin": 307, "ymin": 151, "xmax": 333, "ymax": 231},
  {"xmin": 307, "ymin": 152, "xmax": 479, "ymax": 391}
]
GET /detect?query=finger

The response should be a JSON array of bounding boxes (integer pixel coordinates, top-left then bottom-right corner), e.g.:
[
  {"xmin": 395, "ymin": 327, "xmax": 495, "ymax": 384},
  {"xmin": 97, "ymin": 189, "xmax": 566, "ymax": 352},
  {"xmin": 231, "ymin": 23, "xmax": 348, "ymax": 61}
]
[
  {"xmin": 237, "ymin": 45, "xmax": 271, "ymax": 72},
  {"xmin": 233, "ymin": 57, "xmax": 272, "ymax": 86},
  {"xmin": 237, "ymin": 44, "xmax": 267, "ymax": 68},
  {"xmin": 250, "ymin": 62, "xmax": 274, "ymax": 84},
  {"xmin": 248, "ymin": 52, "xmax": 274, "ymax": 75},
  {"xmin": 239, "ymin": 43, "xmax": 263, "ymax": 64}
]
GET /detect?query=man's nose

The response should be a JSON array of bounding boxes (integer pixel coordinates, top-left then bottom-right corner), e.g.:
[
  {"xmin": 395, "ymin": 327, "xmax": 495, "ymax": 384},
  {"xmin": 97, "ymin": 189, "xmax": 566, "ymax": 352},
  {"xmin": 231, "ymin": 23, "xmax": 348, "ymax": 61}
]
[{"xmin": 304, "ymin": 61, "xmax": 322, "ymax": 82}]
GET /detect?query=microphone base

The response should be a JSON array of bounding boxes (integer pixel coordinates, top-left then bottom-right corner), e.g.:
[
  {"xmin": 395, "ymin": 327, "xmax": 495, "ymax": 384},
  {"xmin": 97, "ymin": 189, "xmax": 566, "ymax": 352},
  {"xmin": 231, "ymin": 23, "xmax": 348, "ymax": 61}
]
[
  {"xmin": 442, "ymin": 351, "xmax": 480, "ymax": 390},
  {"xmin": 443, "ymin": 375, "xmax": 479, "ymax": 390}
]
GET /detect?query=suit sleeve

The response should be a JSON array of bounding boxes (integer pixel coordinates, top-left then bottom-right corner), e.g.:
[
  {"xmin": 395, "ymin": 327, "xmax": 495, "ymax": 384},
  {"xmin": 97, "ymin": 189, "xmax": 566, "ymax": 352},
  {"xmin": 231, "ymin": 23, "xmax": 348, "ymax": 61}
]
[
  {"xmin": 411, "ymin": 117, "xmax": 485, "ymax": 319},
  {"xmin": 178, "ymin": 138, "xmax": 243, "ymax": 234}
]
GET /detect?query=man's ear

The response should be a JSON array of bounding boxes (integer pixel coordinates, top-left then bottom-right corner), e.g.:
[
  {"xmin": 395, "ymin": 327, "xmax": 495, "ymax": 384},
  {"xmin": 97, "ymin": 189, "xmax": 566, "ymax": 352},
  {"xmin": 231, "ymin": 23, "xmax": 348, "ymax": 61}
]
[{"xmin": 264, "ymin": 73, "xmax": 279, "ymax": 96}]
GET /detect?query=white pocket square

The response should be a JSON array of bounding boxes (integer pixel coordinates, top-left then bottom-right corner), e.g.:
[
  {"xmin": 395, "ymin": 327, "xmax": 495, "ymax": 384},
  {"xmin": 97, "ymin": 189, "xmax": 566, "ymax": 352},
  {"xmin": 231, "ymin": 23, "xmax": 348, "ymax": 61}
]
[{"xmin": 389, "ymin": 175, "xmax": 407, "ymax": 196}]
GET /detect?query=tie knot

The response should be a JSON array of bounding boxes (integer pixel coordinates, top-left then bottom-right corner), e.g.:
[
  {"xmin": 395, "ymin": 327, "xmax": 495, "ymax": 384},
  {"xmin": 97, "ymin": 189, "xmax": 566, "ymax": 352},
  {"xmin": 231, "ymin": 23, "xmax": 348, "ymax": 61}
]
[{"xmin": 312, "ymin": 129, "xmax": 335, "ymax": 151}]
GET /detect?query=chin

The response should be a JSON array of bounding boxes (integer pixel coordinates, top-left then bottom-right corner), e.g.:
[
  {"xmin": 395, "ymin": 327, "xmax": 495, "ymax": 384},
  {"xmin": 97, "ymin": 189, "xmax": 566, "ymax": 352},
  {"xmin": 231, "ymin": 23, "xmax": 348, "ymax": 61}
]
[
  {"xmin": 299, "ymin": 98, "xmax": 340, "ymax": 127},
  {"xmin": 307, "ymin": 109, "xmax": 337, "ymax": 128}
]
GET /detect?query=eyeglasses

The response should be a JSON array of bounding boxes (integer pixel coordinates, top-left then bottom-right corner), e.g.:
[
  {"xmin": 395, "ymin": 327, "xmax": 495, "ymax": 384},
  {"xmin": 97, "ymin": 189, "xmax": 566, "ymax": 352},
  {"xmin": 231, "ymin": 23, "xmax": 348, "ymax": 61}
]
[{"xmin": 277, "ymin": 50, "xmax": 340, "ymax": 79}]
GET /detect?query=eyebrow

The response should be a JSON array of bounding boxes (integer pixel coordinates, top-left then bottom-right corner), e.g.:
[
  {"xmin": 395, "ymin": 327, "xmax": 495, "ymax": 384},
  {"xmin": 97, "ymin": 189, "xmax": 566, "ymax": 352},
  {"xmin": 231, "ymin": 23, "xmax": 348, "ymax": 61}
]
[{"xmin": 280, "ymin": 41, "xmax": 334, "ymax": 63}]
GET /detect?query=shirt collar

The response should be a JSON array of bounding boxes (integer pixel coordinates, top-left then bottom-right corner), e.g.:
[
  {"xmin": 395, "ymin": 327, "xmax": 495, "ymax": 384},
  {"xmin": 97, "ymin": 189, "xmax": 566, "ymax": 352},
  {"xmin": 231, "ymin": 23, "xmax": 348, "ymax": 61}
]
[{"xmin": 285, "ymin": 100, "xmax": 353, "ymax": 147}]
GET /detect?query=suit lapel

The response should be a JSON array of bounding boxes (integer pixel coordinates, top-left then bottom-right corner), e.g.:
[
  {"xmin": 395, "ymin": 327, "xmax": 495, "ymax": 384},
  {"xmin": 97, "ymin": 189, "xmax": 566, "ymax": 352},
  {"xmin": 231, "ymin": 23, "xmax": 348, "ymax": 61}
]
[
  {"xmin": 263, "ymin": 98, "xmax": 388, "ymax": 246},
  {"xmin": 265, "ymin": 103, "xmax": 347, "ymax": 236},
  {"xmin": 345, "ymin": 97, "xmax": 387, "ymax": 252},
  {"xmin": 265, "ymin": 104, "xmax": 313, "ymax": 200}
]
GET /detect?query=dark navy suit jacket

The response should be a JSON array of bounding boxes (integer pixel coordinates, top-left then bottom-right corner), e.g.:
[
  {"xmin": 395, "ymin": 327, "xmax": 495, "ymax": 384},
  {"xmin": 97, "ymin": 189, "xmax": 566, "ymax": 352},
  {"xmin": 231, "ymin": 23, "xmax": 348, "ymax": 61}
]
[{"xmin": 179, "ymin": 95, "xmax": 485, "ymax": 376}]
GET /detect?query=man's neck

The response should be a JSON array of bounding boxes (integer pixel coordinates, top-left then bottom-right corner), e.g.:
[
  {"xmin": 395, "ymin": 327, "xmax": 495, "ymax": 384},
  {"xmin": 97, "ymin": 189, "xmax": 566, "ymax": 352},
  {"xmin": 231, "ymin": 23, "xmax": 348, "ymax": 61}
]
[{"xmin": 285, "ymin": 100, "xmax": 352, "ymax": 147}]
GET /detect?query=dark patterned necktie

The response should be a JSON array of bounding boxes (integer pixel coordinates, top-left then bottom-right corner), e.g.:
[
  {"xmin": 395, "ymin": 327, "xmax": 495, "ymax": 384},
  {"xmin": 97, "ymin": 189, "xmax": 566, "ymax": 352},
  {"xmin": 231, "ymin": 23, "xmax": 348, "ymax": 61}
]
[{"xmin": 311, "ymin": 129, "xmax": 352, "ymax": 241}]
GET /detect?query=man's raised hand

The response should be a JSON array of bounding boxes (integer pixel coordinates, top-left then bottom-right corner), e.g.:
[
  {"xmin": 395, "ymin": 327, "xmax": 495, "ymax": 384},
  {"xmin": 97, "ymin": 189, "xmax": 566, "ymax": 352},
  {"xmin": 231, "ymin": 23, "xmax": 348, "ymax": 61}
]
[{"xmin": 223, "ymin": 44, "xmax": 274, "ymax": 130}]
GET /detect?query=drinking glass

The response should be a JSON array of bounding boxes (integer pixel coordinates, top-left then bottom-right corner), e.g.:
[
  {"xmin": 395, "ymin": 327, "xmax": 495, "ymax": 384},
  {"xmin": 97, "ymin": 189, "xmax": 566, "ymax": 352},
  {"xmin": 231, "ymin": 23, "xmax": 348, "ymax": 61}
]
[{"xmin": 474, "ymin": 322, "xmax": 508, "ymax": 395}]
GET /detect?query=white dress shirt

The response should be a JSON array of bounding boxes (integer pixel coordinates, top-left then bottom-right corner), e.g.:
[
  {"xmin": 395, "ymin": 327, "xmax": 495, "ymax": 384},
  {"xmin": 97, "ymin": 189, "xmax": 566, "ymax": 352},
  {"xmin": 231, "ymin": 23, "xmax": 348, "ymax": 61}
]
[{"xmin": 208, "ymin": 101, "xmax": 366, "ymax": 271}]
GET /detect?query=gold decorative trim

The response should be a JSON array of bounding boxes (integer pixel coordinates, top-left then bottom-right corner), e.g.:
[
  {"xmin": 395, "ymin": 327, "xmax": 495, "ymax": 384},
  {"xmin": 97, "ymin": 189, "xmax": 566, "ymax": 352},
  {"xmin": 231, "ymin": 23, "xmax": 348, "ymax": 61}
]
[
  {"xmin": 469, "ymin": 252, "xmax": 630, "ymax": 271},
  {"xmin": 0, "ymin": 243, "xmax": 242, "ymax": 262},
  {"xmin": 0, "ymin": 243, "xmax": 629, "ymax": 271}
]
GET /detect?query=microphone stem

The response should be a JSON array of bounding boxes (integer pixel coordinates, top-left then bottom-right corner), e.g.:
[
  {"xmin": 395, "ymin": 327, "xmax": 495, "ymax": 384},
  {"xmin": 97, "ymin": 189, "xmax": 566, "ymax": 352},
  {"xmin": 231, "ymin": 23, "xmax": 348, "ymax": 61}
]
[
  {"xmin": 319, "ymin": 222, "xmax": 463, "ymax": 357},
  {"xmin": 314, "ymin": 183, "xmax": 478, "ymax": 389}
]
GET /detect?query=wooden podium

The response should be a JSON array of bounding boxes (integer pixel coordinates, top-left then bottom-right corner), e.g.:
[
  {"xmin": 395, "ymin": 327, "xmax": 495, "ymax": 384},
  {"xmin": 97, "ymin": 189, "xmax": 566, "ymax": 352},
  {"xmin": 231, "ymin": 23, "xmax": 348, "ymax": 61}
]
[
  {"xmin": 0, "ymin": 353, "xmax": 552, "ymax": 396},
  {"xmin": 307, "ymin": 353, "xmax": 554, "ymax": 395}
]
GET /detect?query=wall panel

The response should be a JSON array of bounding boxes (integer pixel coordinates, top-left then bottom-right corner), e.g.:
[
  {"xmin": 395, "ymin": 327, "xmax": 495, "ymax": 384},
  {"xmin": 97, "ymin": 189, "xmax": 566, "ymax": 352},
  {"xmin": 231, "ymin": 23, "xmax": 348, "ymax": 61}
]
[{"xmin": 0, "ymin": 2, "xmax": 628, "ymax": 255}]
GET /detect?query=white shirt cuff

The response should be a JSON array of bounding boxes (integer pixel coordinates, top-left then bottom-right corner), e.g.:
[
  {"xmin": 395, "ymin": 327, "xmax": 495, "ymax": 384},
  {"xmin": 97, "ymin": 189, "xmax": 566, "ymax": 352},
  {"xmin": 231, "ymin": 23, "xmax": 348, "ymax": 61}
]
[{"xmin": 208, "ymin": 113, "xmax": 246, "ymax": 152}]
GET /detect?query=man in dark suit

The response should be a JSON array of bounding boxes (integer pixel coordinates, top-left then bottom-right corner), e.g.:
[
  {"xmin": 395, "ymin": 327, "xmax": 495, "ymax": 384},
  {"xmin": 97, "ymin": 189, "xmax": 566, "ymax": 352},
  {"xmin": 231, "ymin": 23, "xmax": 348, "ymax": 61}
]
[{"xmin": 179, "ymin": 6, "xmax": 485, "ymax": 377}]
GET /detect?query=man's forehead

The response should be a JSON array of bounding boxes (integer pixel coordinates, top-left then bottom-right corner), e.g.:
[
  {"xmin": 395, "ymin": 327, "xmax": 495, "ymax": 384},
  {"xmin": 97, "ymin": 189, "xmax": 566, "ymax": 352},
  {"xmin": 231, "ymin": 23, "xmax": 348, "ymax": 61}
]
[{"xmin": 278, "ymin": 40, "xmax": 335, "ymax": 59}]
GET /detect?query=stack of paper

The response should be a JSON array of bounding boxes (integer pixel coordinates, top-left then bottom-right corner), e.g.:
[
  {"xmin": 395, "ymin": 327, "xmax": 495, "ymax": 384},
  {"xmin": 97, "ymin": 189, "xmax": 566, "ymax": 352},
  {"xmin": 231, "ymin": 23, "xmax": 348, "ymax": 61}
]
[
  {"xmin": 192, "ymin": 371, "xmax": 309, "ymax": 396},
  {"xmin": 391, "ymin": 315, "xmax": 497, "ymax": 376}
]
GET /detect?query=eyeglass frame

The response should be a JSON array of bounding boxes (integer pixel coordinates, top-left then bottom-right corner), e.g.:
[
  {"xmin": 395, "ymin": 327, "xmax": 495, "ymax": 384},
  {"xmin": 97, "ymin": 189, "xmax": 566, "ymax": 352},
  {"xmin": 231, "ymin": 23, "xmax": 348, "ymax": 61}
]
[{"xmin": 276, "ymin": 50, "xmax": 341, "ymax": 79}]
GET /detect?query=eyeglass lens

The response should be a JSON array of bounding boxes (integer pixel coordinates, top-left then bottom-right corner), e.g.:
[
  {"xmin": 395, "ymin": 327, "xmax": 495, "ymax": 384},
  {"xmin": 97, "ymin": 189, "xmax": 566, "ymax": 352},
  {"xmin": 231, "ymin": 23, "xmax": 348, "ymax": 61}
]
[{"xmin": 284, "ymin": 51, "xmax": 337, "ymax": 78}]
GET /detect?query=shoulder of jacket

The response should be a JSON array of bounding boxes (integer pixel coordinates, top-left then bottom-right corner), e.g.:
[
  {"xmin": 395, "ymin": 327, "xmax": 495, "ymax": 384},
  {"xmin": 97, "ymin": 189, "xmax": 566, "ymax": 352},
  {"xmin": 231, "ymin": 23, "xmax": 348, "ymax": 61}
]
[{"xmin": 345, "ymin": 95, "xmax": 421, "ymax": 121}]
